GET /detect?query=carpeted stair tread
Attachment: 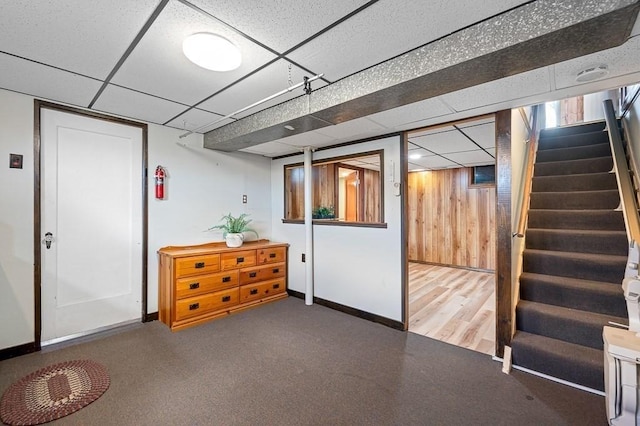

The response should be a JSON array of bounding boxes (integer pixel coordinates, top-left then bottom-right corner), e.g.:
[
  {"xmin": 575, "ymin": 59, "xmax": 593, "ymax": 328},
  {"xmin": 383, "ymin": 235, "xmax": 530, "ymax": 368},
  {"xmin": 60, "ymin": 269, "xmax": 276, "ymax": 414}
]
[
  {"xmin": 539, "ymin": 121, "xmax": 606, "ymax": 139},
  {"xmin": 531, "ymin": 172, "xmax": 616, "ymax": 192},
  {"xmin": 533, "ymin": 156, "xmax": 613, "ymax": 177},
  {"xmin": 529, "ymin": 189, "xmax": 619, "ymax": 210},
  {"xmin": 527, "ymin": 209, "xmax": 624, "ymax": 230},
  {"xmin": 535, "ymin": 143, "xmax": 611, "ymax": 163},
  {"xmin": 523, "ymin": 249, "xmax": 626, "ymax": 283},
  {"xmin": 519, "ymin": 272, "xmax": 627, "ymax": 317},
  {"xmin": 537, "ymin": 131, "xmax": 609, "ymax": 151},
  {"xmin": 510, "ymin": 331, "xmax": 605, "ymax": 391},
  {"xmin": 516, "ymin": 300, "xmax": 626, "ymax": 350},
  {"xmin": 525, "ymin": 228, "xmax": 627, "ymax": 256}
]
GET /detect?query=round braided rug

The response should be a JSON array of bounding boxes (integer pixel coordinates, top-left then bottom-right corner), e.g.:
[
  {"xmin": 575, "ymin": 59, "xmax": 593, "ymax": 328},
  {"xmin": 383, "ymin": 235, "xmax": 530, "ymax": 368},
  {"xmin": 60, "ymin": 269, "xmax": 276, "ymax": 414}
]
[{"xmin": 0, "ymin": 360, "xmax": 109, "ymax": 425}]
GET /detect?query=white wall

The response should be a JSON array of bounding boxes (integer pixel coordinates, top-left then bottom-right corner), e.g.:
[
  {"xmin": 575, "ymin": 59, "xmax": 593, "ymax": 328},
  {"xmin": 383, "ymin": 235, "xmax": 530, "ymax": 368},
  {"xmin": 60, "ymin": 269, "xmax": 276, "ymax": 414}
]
[
  {"xmin": 0, "ymin": 90, "xmax": 35, "ymax": 349},
  {"xmin": 271, "ymin": 136, "xmax": 403, "ymax": 322},
  {"xmin": 0, "ymin": 88, "xmax": 272, "ymax": 351}
]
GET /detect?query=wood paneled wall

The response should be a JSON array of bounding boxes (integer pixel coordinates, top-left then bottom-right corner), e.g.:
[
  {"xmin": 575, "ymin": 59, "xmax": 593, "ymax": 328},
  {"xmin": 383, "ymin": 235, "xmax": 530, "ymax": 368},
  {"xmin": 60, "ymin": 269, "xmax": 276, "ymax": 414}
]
[
  {"xmin": 364, "ymin": 169, "xmax": 380, "ymax": 222},
  {"xmin": 285, "ymin": 164, "xmax": 381, "ymax": 222},
  {"xmin": 408, "ymin": 168, "xmax": 496, "ymax": 270}
]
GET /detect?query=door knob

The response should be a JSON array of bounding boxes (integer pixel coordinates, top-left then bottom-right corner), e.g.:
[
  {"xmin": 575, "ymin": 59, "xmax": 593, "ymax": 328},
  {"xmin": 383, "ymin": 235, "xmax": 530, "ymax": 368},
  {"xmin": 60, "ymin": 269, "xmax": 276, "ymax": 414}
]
[{"xmin": 43, "ymin": 232, "xmax": 54, "ymax": 249}]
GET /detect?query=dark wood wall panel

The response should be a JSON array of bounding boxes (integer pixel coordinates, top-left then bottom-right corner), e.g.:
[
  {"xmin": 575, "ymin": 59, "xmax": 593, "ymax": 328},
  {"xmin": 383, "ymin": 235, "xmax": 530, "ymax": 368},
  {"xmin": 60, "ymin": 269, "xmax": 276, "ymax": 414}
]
[{"xmin": 407, "ymin": 167, "xmax": 496, "ymax": 270}]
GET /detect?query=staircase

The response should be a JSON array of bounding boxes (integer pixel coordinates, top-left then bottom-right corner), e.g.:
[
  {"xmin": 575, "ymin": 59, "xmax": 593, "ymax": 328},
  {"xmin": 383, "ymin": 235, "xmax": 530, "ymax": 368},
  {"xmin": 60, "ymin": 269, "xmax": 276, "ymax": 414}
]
[{"xmin": 511, "ymin": 120, "xmax": 629, "ymax": 392}]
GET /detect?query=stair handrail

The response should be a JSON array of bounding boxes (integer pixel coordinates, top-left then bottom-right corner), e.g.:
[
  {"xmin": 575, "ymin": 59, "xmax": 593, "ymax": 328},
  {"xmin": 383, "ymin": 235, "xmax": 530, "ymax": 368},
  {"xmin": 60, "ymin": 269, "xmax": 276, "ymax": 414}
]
[
  {"xmin": 513, "ymin": 105, "xmax": 540, "ymax": 238},
  {"xmin": 603, "ymin": 99, "xmax": 640, "ymax": 245}
]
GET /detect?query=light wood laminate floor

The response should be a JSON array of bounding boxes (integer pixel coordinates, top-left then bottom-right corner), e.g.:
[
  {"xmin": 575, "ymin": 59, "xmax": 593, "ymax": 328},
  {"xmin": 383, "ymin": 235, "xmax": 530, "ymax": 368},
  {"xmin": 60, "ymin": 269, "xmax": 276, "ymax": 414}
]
[{"xmin": 408, "ymin": 262, "xmax": 496, "ymax": 355}]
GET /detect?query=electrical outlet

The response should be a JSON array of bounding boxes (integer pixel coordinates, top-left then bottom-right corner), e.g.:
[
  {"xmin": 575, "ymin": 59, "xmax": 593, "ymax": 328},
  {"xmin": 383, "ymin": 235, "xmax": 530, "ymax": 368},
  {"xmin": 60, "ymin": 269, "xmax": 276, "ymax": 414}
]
[
  {"xmin": 301, "ymin": 253, "xmax": 305, "ymax": 262},
  {"xmin": 242, "ymin": 194, "xmax": 247, "ymax": 203}
]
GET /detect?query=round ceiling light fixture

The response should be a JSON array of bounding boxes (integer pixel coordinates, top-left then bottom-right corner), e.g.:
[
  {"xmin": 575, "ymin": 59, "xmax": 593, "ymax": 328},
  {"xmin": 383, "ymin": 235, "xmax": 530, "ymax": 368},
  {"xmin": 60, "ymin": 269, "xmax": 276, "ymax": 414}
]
[
  {"xmin": 575, "ymin": 65, "xmax": 609, "ymax": 83},
  {"xmin": 182, "ymin": 33, "xmax": 241, "ymax": 72}
]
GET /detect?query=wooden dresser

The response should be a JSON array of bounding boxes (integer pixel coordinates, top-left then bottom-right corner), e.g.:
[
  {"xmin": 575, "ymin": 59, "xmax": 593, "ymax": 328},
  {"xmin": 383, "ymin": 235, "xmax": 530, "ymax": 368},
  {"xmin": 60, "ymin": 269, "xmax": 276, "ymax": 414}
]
[{"xmin": 158, "ymin": 239, "xmax": 288, "ymax": 331}]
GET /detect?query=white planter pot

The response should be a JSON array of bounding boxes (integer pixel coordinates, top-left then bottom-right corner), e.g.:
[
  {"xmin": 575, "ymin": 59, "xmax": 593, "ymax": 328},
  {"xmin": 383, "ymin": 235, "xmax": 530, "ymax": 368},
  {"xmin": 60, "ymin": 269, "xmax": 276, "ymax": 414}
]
[{"xmin": 225, "ymin": 233, "xmax": 244, "ymax": 248}]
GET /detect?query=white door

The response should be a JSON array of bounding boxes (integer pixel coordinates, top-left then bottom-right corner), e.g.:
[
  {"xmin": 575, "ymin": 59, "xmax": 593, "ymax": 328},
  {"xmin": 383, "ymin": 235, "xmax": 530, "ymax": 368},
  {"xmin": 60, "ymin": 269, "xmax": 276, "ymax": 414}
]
[{"xmin": 40, "ymin": 108, "xmax": 143, "ymax": 343}]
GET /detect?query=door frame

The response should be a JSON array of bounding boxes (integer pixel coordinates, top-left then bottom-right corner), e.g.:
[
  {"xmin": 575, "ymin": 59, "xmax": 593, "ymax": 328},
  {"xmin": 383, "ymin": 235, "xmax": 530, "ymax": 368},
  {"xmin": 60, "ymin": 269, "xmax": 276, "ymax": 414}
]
[{"xmin": 33, "ymin": 100, "xmax": 149, "ymax": 350}]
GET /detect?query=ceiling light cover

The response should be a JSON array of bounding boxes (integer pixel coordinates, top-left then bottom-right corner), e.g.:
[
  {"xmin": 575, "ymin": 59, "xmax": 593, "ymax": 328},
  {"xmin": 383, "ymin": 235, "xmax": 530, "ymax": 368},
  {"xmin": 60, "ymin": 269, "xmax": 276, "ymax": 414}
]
[{"xmin": 183, "ymin": 33, "xmax": 241, "ymax": 72}]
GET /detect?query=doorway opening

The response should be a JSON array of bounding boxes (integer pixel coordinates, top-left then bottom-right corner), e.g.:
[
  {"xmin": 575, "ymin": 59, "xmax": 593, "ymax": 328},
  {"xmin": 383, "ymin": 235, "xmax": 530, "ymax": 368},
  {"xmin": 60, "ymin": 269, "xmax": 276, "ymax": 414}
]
[{"xmin": 406, "ymin": 115, "xmax": 496, "ymax": 355}]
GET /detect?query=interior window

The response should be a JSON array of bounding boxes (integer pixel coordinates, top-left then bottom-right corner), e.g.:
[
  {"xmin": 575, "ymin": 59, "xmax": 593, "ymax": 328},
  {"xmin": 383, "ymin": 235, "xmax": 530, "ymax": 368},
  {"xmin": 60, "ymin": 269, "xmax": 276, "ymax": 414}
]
[{"xmin": 284, "ymin": 151, "xmax": 384, "ymax": 224}]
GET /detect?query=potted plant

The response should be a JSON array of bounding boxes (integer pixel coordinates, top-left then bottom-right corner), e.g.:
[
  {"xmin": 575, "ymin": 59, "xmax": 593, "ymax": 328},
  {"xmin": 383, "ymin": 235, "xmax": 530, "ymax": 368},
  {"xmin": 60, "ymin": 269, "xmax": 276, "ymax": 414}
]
[
  {"xmin": 208, "ymin": 213, "xmax": 259, "ymax": 247},
  {"xmin": 312, "ymin": 206, "xmax": 335, "ymax": 219}
]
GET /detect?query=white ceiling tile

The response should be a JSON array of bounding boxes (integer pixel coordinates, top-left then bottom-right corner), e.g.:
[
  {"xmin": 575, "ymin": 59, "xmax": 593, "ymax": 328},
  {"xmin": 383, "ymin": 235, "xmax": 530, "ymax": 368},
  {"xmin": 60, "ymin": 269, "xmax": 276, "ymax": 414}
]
[
  {"xmin": 93, "ymin": 85, "xmax": 188, "ymax": 125},
  {"xmin": 441, "ymin": 67, "xmax": 551, "ymax": 112},
  {"xmin": 410, "ymin": 128, "xmax": 478, "ymax": 154},
  {"xmin": 315, "ymin": 117, "xmax": 387, "ymax": 141},
  {"xmin": 445, "ymin": 150, "xmax": 494, "ymax": 165},
  {"xmin": 272, "ymin": 129, "xmax": 334, "ymax": 148},
  {"xmin": 0, "ymin": 0, "xmax": 160, "ymax": 79},
  {"xmin": 408, "ymin": 149, "xmax": 434, "ymax": 160},
  {"xmin": 554, "ymin": 36, "xmax": 640, "ymax": 90},
  {"xmin": 409, "ymin": 156, "xmax": 458, "ymax": 169},
  {"xmin": 165, "ymin": 108, "xmax": 234, "ymax": 133},
  {"xmin": 111, "ymin": 0, "xmax": 277, "ymax": 106},
  {"xmin": 458, "ymin": 117, "xmax": 495, "ymax": 128},
  {"xmin": 409, "ymin": 125, "xmax": 455, "ymax": 139},
  {"xmin": 189, "ymin": 0, "xmax": 371, "ymax": 53},
  {"xmin": 457, "ymin": 122, "xmax": 495, "ymax": 149},
  {"xmin": 486, "ymin": 147, "xmax": 496, "ymax": 157},
  {"xmin": 240, "ymin": 141, "xmax": 297, "ymax": 156},
  {"xmin": 288, "ymin": 0, "xmax": 531, "ymax": 81},
  {"xmin": 366, "ymin": 97, "xmax": 454, "ymax": 129},
  {"xmin": 199, "ymin": 59, "xmax": 327, "ymax": 118},
  {"xmin": 0, "ymin": 53, "xmax": 102, "ymax": 107}
]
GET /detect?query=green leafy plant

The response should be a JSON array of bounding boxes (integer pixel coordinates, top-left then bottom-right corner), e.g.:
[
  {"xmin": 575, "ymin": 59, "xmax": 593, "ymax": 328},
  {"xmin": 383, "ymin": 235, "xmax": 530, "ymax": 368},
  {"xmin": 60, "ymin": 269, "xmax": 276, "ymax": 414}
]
[
  {"xmin": 208, "ymin": 213, "xmax": 259, "ymax": 238},
  {"xmin": 312, "ymin": 206, "xmax": 335, "ymax": 219}
]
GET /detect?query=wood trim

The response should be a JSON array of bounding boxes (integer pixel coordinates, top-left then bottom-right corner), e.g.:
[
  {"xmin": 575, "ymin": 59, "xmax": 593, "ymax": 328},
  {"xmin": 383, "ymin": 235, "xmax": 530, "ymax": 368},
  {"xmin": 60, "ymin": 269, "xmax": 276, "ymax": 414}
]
[
  {"xmin": 144, "ymin": 312, "xmax": 159, "ymax": 322},
  {"xmin": 287, "ymin": 290, "xmax": 404, "ymax": 330},
  {"xmin": 33, "ymin": 101, "xmax": 42, "ymax": 351},
  {"xmin": 0, "ymin": 342, "xmax": 37, "ymax": 361},
  {"xmin": 401, "ymin": 132, "xmax": 409, "ymax": 331},
  {"xmin": 281, "ymin": 219, "xmax": 388, "ymax": 228},
  {"xmin": 495, "ymin": 109, "xmax": 512, "ymax": 358},
  {"xmin": 411, "ymin": 259, "xmax": 494, "ymax": 274},
  {"xmin": 33, "ymin": 100, "xmax": 149, "ymax": 349}
]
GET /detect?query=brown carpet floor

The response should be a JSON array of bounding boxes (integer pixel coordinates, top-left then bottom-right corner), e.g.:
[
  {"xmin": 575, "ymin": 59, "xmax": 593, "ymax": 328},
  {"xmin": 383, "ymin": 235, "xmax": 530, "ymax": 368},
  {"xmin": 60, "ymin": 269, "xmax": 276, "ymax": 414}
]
[{"xmin": 0, "ymin": 297, "xmax": 606, "ymax": 425}]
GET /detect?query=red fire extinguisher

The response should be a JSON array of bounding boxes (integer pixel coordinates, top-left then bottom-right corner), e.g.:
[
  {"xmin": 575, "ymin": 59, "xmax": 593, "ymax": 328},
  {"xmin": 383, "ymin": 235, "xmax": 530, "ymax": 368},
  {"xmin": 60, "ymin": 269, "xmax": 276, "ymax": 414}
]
[{"xmin": 155, "ymin": 166, "xmax": 165, "ymax": 200}]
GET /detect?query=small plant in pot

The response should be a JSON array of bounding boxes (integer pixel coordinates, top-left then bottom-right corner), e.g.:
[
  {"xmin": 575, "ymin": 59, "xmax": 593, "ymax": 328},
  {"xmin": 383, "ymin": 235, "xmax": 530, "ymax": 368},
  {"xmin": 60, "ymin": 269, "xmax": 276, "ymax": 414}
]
[
  {"xmin": 312, "ymin": 206, "xmax": 335, "ymax": 219},
  {"xmin": 208, "ymin": 213, "xmax": 258, "ymax": 248}
]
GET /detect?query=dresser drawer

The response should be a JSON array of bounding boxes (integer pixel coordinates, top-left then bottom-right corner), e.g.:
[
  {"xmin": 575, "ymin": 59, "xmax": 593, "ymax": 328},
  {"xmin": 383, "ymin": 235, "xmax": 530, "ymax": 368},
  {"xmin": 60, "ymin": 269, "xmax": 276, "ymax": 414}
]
[
  {"xmin": 257, "ymin": 247, "xmax": 286, "ymax": 264},
  {"xmin": 239, "ymin": 263, "xmax": 285, "ymax": 285},
  {"xmin": 175, "ymin": 270, "xmax": 239, "ymax": 299},
  {"xmin": 175, "ymin": 254, "xmax": 220, "ymax": 278},
  {"xmin": 175, "ymin": 288, "xmax": 239, "ymax": 321},
  {"xmin": 220, "ymin": 249, "xmax": 256, "ymax": 270},
  {"xmin": 240, "ymin": 278, "xmax": 286, "ymax": 303}
]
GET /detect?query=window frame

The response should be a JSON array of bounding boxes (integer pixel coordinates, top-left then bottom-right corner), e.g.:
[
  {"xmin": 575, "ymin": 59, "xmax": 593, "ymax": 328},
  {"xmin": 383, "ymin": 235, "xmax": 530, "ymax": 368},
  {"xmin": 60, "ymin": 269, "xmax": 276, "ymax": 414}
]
[{"xmin": 282, "ymin": 149, "xmax": 386, "ymax": 228}]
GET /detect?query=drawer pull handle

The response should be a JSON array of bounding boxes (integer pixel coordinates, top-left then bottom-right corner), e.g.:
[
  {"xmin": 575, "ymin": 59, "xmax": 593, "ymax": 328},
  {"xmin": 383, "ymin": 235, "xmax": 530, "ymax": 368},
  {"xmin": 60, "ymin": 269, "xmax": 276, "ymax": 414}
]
[
  {"xmin": 189, "ymin": 303, "xmax": 199, "ymax": 310},
  {"xmin": 189, "ymin": 283, "xmax": 200, "ymax": 290},
  {"xmin": 269, "ymin": 253, "xmax": 276, "ymax": 258},
  {"xmin": 250, "ymin": 289, "xmax": 258, "ymax": 295},
  {"xmin": 195, "ymin": 262, "xmax": 205, "ymax": 269},
  {"xmin": 222, "ymin": 295, "xmax": 231, "ymax": 302},
  {"xmin": 222, "ymin": 276, "xmax": 231, "ymax": 283},
  {"xmin": 236, "ymin": 257, "xmax": 244, "ymax": 264},
  {"xmin": 273, "ymin": 268, "xmax": 279, "ymax": 273},
  {"xmin": 249, "ymin": 272, "xmax": 257, "ymax": 278},
  {"xmin": 273, "ymin": 284, "xmax": 280, "ymax": 289}
]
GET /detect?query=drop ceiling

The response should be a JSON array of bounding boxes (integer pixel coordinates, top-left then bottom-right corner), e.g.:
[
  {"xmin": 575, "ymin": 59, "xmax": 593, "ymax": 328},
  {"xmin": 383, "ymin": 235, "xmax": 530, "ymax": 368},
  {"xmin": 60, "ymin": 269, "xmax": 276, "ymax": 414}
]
[{"xmin": 1, "ymin": 0, "xmax": 639, "ymax": 162}]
